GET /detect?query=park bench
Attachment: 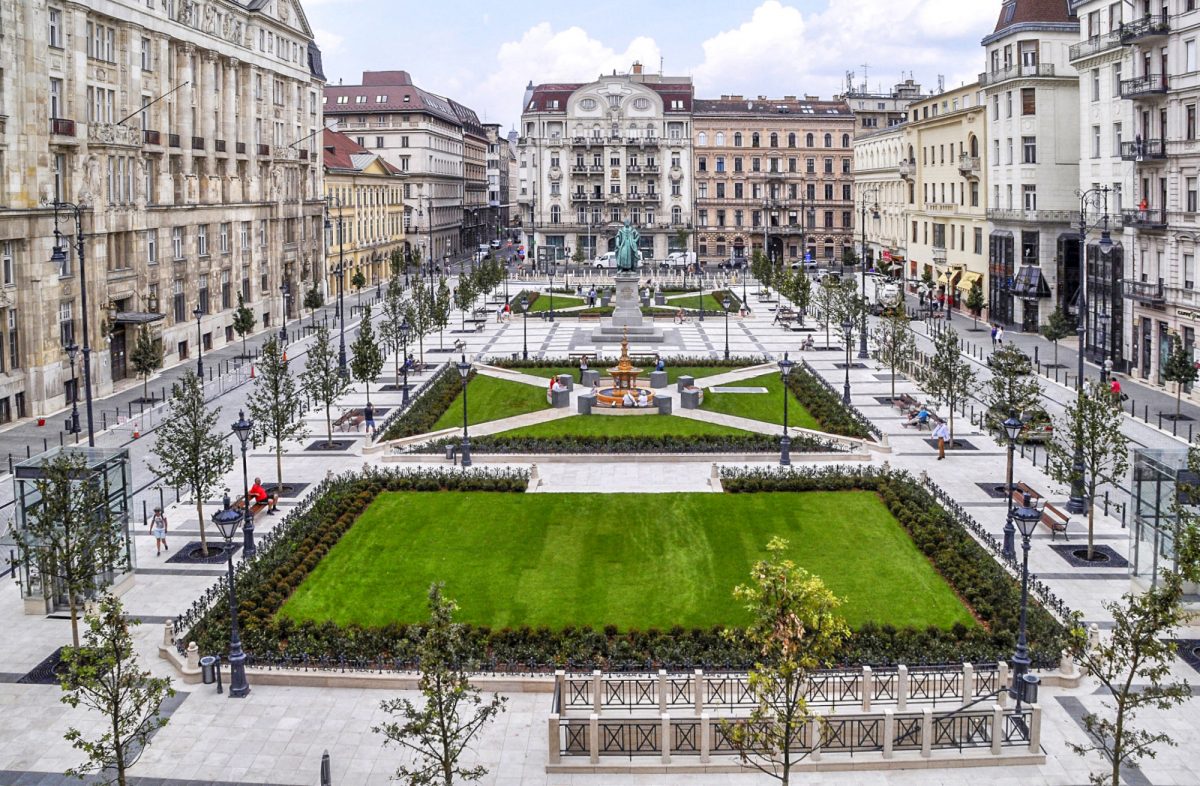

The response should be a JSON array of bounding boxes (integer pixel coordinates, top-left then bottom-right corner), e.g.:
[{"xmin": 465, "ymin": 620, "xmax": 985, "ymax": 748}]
[
  {"xmin": 1040, "ymin": 502, "xmax": 1070, "ymax": 540},
  {"xmin": 892, "ymin": 393, "xmax": 920, "ymax": 412},
  {"xmin": 568, "ymin": 352, "xmax": 594, "ymax": 365},
  {"xmin": 231, "ymin": 495, "xmax": 270, "ymax": 518},
  {"xmin": 334, "ymin": 410, "xmax": 364, "ymax": 432},
  {"xmin": 774, "ymin": 307, "xmax": 797, "ymax": 324},
  {"xmin": 1007, "ymin": 482, "xmax": 1044, "ymax": 508}
]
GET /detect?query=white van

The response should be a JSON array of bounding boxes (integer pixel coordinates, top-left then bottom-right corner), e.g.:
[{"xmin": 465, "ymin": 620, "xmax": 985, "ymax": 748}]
[
  {"xmin": 593, "ymin": 251, "xmax": 618, "ymax": 269},
  {"xmin": 664, "ymin": 251, "xmax": 697, "ymax": 269}
]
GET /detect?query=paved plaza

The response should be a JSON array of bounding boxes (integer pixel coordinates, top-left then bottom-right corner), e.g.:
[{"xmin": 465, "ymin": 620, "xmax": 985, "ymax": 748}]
[{"xmin": 1, "ymin": 273, "xmax": 1198, "ymax": 785}]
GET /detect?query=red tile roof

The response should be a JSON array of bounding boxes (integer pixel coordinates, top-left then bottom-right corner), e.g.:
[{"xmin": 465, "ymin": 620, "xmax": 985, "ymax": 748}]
[
  {"xmin": 993, "ymin": 0, "xmax": 1075, "ymax": 34},
  {"xmin": 322, "ymin": 129, "xmax": 401, "ymax": 175}
]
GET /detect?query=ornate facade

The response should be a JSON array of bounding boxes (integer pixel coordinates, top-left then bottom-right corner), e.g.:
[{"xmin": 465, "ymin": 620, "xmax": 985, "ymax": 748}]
[{"xmin": 0, "ymin": 0, "xmax": 324, "ymax": 420}]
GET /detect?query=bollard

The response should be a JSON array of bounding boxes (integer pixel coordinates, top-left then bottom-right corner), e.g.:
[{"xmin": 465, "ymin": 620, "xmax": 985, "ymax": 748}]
[
  {"xmin": 58, "ymin": 432, "xmax": 63, "ymax": 447},
  {"xmin": 1144, "ymin": 404, "xmax": 1149, "ymax": 422},
  {"xmin": 24, "ymin": 445, "xmax": 30, "ymax": 458},
  {"xmin": 1033, "ymin": 346, "xmax": 1039, "ymax": 364},
  {"xmin": 1159, "ymin": 413, "xmax": 1163, "ymax": 430}
]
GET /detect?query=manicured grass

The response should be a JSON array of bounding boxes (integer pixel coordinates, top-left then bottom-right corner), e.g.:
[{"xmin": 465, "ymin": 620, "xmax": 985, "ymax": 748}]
[
  {"xmin": 431, "ymin": 375, "xmax": 549, "ymax": 430},
  {"xmin": 518, "ymin": 365, "xmax": 738, "ymax": 384},
  {"xmin": 494, "ymin": 413, "xmax": 753, "ymax": 439},
  {"xmin": 279, "ymin": 491, "xmax": 975, "ymax": 630},
  {"xmin": 663, "ymin": 292, "xmax": 738, "ymax": 312},
  {"xmin": 516, "ymin": 290, "xmax": 586, "ymax": 313},
  {"xmin": 700, "ymin": 372, "xmax": 822, "ymax": 431}
]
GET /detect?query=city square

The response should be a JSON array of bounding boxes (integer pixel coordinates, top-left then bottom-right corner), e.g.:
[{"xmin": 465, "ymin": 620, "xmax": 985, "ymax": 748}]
[{"xmin": 2, "ymin": 1, "xmax": 1200, "ymax": 785}]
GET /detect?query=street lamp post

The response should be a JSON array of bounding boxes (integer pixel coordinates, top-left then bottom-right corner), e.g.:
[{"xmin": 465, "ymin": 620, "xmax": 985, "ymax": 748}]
[
  {"xmin": 231, "ymin": 411, "xmax": 256, "ymax": 559},
  {"xmin": 548, "ymin": 261, "xmax": 555, "ymax": 322},
  {"xmin": 1002, "ymin": 412, "xmax": 1024, "ymax": 560},
  {"xmin": 325, "ymin": 196, "xmax": 349, "ymax": 378},
  {"xmin": 779, "ymin": 353, "xmax": 794, "ymax": 466},
  {"xmin": 193, "ymin": 307, "xmax": 204, "ymax": 378},
  {"xmin": 210, "ymin": 497, "xmax": 250, "ymax": 697},
  {"xmin": 1099, "ymin": 310, "xmax": 1112, "ymax": 383},
  {"xmin": 723, "ymin": 296, "xmax": 732, "ymax": 360},
  {"xmin": 1010, "ymin": 495, "xmax": 1043, "ymax": 711},
  {"xmin": 858, "ymin": 188, "xmax": 879, "ymax": 359},
  {"xmin": 64, "ymin": 344, "xmax": 80, "ymax": 437},
  {"xmin": 50, "ymin": 201, "xmax": 95, "ymax": 446},
  {"xmin": 521, "ymin": 295, "xmax": 529, "ymax": 360},
  {"xmin": 400, "ymin": 320, "xmax": 411, "ymax": 406},
  {"xmin": 1069, "ymin": 186, "xmax": 1116, "ymax": 514},
  {"xmin": 457, "ymin": 353, "xmax": 472, "ymax": 467},
  {"xmin": 278, "ymin": 282, "xmax": 289, "ymax": 346},
  {"xmin": 842, "ymin": 319, "xmax": 854, "ymax": 404}
]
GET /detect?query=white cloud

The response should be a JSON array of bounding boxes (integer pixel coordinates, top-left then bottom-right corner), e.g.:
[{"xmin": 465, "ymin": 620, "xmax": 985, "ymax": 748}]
[
  {"xmin": 692, "ymin": 1, "xmax": 811, "ymax": 96},
  {"xmin": 465, "ymin": 22, "xmax": 662, "ymax": 129},
  {"xmin": 313, "ymin": 27, "xmax": 344, "ymax": 56}
]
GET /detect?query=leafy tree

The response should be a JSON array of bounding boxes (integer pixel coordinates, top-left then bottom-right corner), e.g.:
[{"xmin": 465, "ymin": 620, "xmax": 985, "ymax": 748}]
[
  {"xmin": 571, "ymin": 246, "xmax": 586, "ymax": 265},
  {"xmin": 350, "ymin": 304, "xmax": 385, "ymax": 405},
  {"xmin": 380, "ymin": 277, "xmax": 409, "ymax": 385},
  {"xmin": 58, "ymin": 594, "xmax": 174, "ymax": 786},
  {"xmin": 389, "ymin": 247, "xmax": 404, "ymax": 279},
  {"xmin": 841, "ymin": 247, "xmax": 859, "ymax": 267},
  {"xmin": 403, "ymin": 284, "xmax": 435, "ymax": 367},
  {"xmin": 150, "ymin": 372, "xmax": 232, "ymax": 557},
  {"xmin": 231, "ymin": 294, "xmax": 256, "ymax": 358},
  {"xmin": 776, "ymin": 268, "xmax": 812, "ymax": 325},
  {"xmin": 918, "ymin": 325, "xmax": 977, "ymax": 446},
  {"xmin": 749, "ymin": 250, "xmax": 774, "ymax": 295},
  {"xmin": 453, "ymin": 277, "xmax": 475, "ymax": 331},
  {"xmin": 873, "ymin": 309, "xmax": 916, "ymax": 400},
  {"xmin": 1068, "ymin": 508, "xmax": 1200, "ymax": 786},
  {"xmin": 1162, "ymin": 333, "xmax": 1198, "ymax": 420},
  {"xmin": 983, "ymin": 342, "xmax": 1043, "ymax": 421},
  {"xmin": 673, "ymin": 227, "xmax": 690, "ymax": 254},
  {"xmin": 9, "ymin": 450, "xmax": 126, "ymax": 647},
  {"xmin": 374, "ymin": 584, "xmax": 507, "ymax": 786},
  {"xmin": 433, "ymin": 278, "xmax": 452, "ymax": 350},
  {"xmin": 1040, "ymin": 307, "xmax": 1075, "ymax": 367},
  {"xmin": 246, "ymin": 336, "xmax": 306, "ymax": 496},
  {"xmin": 1048, "ymin": 380, "xmax": 1130, "ymax": 560},
  {"xmin": 129, "ymin": 327, "xmax": 162, "ymax": 402},
  {"xmin": 303, "ymin": 285, "xmax": 325, "ymax": 326},
  {"xmin": 720, "ymin": 538, "xmax": 850, "ymax": 785},
  {"xmin": 965, "ymin": 279, "xmax": 985, "ymax": 326},
  {"xmin": 351, "ymin": 268, "xmax": 367, "ymax": 292},
  {"xmin": 812, "ymin": 277, "xmax": 841, "ymax": 347},
  {"xmin": 299, "ymin": 325, "xmax": 349, "ymax": 447}
]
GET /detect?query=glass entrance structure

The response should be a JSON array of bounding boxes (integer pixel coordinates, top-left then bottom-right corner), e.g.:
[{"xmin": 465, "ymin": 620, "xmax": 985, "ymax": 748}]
[
  {"xmin": 1130, "ymin": 447, "xmax": 1200, "ymax": 594},
  {"xmin": 11, "ymin": 446, "xmax": 134, "ymax": 614}
]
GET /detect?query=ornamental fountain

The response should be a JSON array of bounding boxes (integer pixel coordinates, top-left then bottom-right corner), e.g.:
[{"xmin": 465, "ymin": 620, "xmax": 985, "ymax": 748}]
[{"xmin": 594, "ymin": 330, "xmax": 656, "ymax": 407}]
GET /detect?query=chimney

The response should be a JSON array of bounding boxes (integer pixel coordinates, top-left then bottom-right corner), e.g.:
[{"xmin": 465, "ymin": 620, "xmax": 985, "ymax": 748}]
[{"xmin": 632, "ymin": 61, "xmax": 643, "ymax": 75}]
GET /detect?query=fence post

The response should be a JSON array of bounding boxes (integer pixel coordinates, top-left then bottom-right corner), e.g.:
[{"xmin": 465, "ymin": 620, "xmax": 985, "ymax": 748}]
[
  {"xmin": 997, "ymin": 662, "xmax": 1010, "ymax": 708},
  {"xmin": 962, "ymin": 662, "xmax": 974, "ymax": 704},
  {"xmin": 1028, "ymin": 704, "xmax": 1042, "ymax": 753},
  {"xmin": 861, "ymin": 665, "xmax": 872, "ymax": 712},
  {"xmin": 897, "ymin": 664, "xmax": 908, "ymax": 711},
  {"xmin": 657, "ymin": 669, "xmax": 667, "ymax": 715},
  {"xmin": 693, "ymin": 669, "xmax": 704, "ymax": 716},
  {"xmin": 990, "ymin": 704, "xmax": 1004, "ymax": 755},
  {"xmin": 591, "ymin": 670, "xmax": 602, "ymax": 716},
  {"xmin": 920, "ymin": 707, "xmax": 933, "ymax": 758},
  {"xmin": 588, "ymin": 713, "xmax": 599, "ymax": 764},
  {"xmin": 882, "ymin": 708, "xmax": 895, "ymax": 759},
  {"xmin": 699, "ymin": 713, "xmax": 711, "ymax": 763},
  {"xmin": 661, "ymin": 712, "xmax": 671, "ymax": 765},
  {"xmin": 547, "ymin": 714, "xmax": 561, "ymax": 765},
  {"xmin": 809, "ymin": 716, "xmax": 822, "ymax": 762}
]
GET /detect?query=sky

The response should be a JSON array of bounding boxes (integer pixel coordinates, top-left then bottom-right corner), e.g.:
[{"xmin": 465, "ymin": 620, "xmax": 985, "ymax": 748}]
[{"xmin": 303, "ymin": 0, "xmax": 1001, "ymax": 130}]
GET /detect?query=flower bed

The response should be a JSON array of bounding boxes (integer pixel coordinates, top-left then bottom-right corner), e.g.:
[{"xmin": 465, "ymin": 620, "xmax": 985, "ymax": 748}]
[{"xmin": 177, "ymin": 467, "xmax": 1067, "ymax": 672}]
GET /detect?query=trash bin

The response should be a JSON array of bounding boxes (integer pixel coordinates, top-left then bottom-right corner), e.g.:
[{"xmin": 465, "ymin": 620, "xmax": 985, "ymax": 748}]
[
  {"xmin": 200, "ymin": 655, "xmax": 218, "ymax": 685},
  {"xmin": 445, "ymin": 444, "xmax": 458, "ymax": 462}
]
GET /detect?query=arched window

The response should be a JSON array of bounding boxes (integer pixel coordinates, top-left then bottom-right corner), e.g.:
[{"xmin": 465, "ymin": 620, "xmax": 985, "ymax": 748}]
[
  {"xmin": 969, "ymin": 134, "xmax": 979, "ymax": 157},
  {"xmin": 824, "ymin": 133, "xmax": 832, "ymax": 147},
  {"xmin": 672, "ymin": 206, "xmax": 682, "ymax": 224},
  {"xmin": 769, "ymin": 133, "xmax": 779, "ymax": 148},
  {"xmin": 734, "ymin": 132, "xmax": 743, "ymax": 147},
  {"xmin": 698, "ymin": 131, "xmax": 708, "ymax": 146},
  {"xmin": 841, "ymin": 133, "xmax": 850, "ymax": 148},
  {"xmin": 806, "ymin": 133, "xmax": 814, "ymax": 147},
  {"xmin": 550, "ymin": 205, "xmax": 561, "ymax": 224},
  {"xmin": 716, "ymin": 132, "xmax": 726, "ymax": 146},
  {"xmin": 751, "ymin": 132, "xmax": 760, "ymax": 147},
  {"xmin": 788, "ymin": 132, "xmax": 796, "ymax": 148}
]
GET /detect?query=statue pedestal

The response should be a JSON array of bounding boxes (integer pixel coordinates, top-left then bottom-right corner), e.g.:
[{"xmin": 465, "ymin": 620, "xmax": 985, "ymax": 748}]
[{"xmin": 591, "ymin": 273, "xmax": 665, "ymax": 344}]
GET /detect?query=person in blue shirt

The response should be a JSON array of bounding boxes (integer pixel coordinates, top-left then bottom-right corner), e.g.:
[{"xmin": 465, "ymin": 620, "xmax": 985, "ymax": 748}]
[{"xmin": 907, "ymin": 405, "xmax": 930, "ymax": 428}]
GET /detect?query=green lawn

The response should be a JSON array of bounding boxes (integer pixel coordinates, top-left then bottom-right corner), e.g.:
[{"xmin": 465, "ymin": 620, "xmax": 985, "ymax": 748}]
[
  {"xmin": 518, "ymin": 365, "xmax": 738, "ymax": 384},
  {"xmin": 493, "ymin": 413, "xmax": 753, "ymax": 439},
  {"xmin": 700, "ymin": 372, "xmax": 822, "ymax": 431},
  {"xmin": 279, "ymin": 491, "xmax": 975, "ymax": 631},
  {"xmin": 663, "ymin": 292, "xmax": 738, "ymax": 312},
  {"xmin": 516, "ymin": 290, "xmax": 586, "ymax": 313},
  {"xmin": 431, "ymin": 375, "xmax": 549, "ymax": 430}
]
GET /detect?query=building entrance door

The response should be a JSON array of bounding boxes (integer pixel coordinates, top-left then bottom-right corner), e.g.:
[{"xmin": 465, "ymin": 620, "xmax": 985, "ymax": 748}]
[{"xmin": 110, "ymin": 327, "xmax": 127, "ymax": 382}]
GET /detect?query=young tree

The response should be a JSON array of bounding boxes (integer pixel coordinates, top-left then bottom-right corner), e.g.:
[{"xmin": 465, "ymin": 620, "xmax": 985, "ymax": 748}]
[
  {"xmin": 150, "ymin": 372, "xmax": 232, "ymax": 558},
  {"xmin": 403, "ymin": 284, "xmax": 435, "ymax": 367},
  {"xmin": 9, "ymin": 450, "xmax": 126, "ymax": 648},
  {"xmin": 673, "ymin": 227, "xmax": 690, "ymax": 255},
  {"xmin": 58, "ymin": 594, "xmax": 174, "ymax": 786},
  {"xmin": 453, "ymin": 277, "xmax": 475, "ymax": 331},
  {"xmin": 231, "ymin": 294, "xmax": 257, "ymax": 358},
  {"xmin": 873, "ymin": 309, "xmax": 916, "ymax": 400},
  {"xmin": 1048, "ymin": 380, "xmax": 1130, "ymax": 561},
  {"xmin": 1040, "ymin": 307, "xmax": 1074, "ymax": 367},
  {"xmin": 983, "ymin": 342, "xmax": 1043, "ymax": 421},
  {"xmin": 812, "ymin": 276, "xmax": 841, "ymax": 347},
  {"xmin": 749, "ymin": 250, "xmax": 773, "ymax": 295},
  {"xmin": 351, "ymin": 267, "xmax": 367, "ymax": 293},
  {"xmin": 571, "ymin": 246, "xmax": 586, "ymax": 265},
  {"xmin": 966, "ymin": 279, "xmax": 985, "ymax": 327},
  {"xmin": 1068, "ymin": 515, "xmax": 1200, "ymax": 786},
  {"xmin": 389, "ymin": 247, "xmax": 404, "ymax": 280},
  {"xmin": 379, "ymin": 277, "xmax": 409, "ymax": 385},
  {"xmin": 246, "ymin": 336, "xmax": 306, "ymax": 496},
  {"xmin": 350, "ymin": 304, "xmax": 385, "ymax": 405},
  {"xmin": 433, "ymin": 278, "xmax": 452, "ymax": 350},
  {"xmin": 300, "ymin": 325, "xmax": 349, "ymax": 447},
  {"xmin": 1162, "ymin": 332, "xmax": 1198, "ymax": 420},
  {"xmin": 918, "ymin": 325, "xmax": 977, "ymax": 447},
  {"xmin": 303, "ymin": 285, "xmax": 325, "ymax": 326},
  {"xmin": 129, "ymin": 327, "xmax": 162, "ymax": 402},
  {"xmin": 374, "ymin": 584, "xmax": 507, "ymax": 786},
  {"xmin": 721, "ymin": 538, "xmax": 850, "ymax": 785}
]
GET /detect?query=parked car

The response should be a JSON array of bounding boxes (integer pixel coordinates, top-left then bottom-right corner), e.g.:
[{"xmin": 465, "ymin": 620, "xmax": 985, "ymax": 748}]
[
  {"xmin": 985, "ymin": 405, "xmax": 1054, "ymax": 444},
  {"xmin": 663, "ymin": 251, "xmax": 697, "ymax": 269},
  {"xmin": 789, "ymin": 258, "xmax": 820, "ymax": 271},
  {"xmin": 490, "ymin": 239, "xmax": 502, "ymax": 249}
]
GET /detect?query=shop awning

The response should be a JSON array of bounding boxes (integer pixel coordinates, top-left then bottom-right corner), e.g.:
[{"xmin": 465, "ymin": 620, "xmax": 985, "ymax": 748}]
[
  {"xmin": 956, "ymin": 271, "xmax": 984, "ymax": 290},
  {"xmin": 936, "ymin": 272, "xmax": 950, "ymax": 286},
  {"xmin": 1011, "ymin": 266, "xmax": 1052, "ymax": 299},
  {"xmin": 112, "ymin": 311, "xmax": 166, "ymax": 325}
]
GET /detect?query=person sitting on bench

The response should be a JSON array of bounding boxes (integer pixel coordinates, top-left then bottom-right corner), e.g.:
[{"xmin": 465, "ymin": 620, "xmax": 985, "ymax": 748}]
[
  {"xmin": 637, "ymin": 390, "xmax": 650, "ymax": 408},
  {"xmin": 801, "ymin": 335, "xmax": 815, "ymax": 351},
  {"xmin": 249, "ymin": 477, "xmax": 279, "ymax": 515},
  {"xmin": 906, "ymin": 405, "xmax": 930, "ymax": 428},
  {"xmin": 622, "ymin": 390, "xmax": 636, "ymax": 407}
]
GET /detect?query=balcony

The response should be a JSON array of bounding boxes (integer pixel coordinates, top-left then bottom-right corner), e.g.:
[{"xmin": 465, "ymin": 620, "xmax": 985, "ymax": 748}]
[
  {"xmin": 978, "ymin": 63, "xmax": 1056, "ymax": 88},
  {"xmin": 643, "ymin": 165, "xmax": 660, "ymax": 174},
  {"xmin": 168, "ymin": 133, "xmax": 181, "ymax": 148},
  {"xmin": 1119, "ymin": 139, "xmax": 1167, "ymax": 161},
  {"xmin": 235, "ymin": 142, "xmax": 246, "ymax": 155},
  {"xmin": 299, "ymin": 149, "xmax": 309, "ymax": 161},
  {"xmin": 50, "ymin": 117, "xmax": 76, "ymax": 137},
  {"xmin": 1122, "ymin": 207, "xmax": 1168, "ymax": 229},
  {"xmin": 1070, "ymin": 33, "xmax": 1122, "ymax": 62},
  {"xmin": 143, "ymin": 129, "xmax": 161, "ymax": 145},
  {"xmin": 925, "ymin": 202, "xmax": 956, "ymax": 213},
  {"xmin": 987, "ymin": 208, "xmax": 1080, "ymax": 224},
  {"xmin": 932, "ymin": 245, "xmax": 948, "ymax": 263},
  {"xmin": 570, "ymin": 165, "xmax": 588, "ymax": 174},
  {"xmin": 215, "ymin": 139, "xmax": 227, "ymax": 153},
  {"xmin": 1120, "ymin": 13, "xmax": 1170, "ymax": 44},
  {"xmin": 627, "ymin": 164, "xmax": 642, "ymax": 173},
  {"xmin": 571, "ymin": 192, "xmax": 600, "ymax": 203},
  {"xmin": 639, "ymin": 138, "xmax": 660, "ymax": 149},
  {"xmin": 588, "ymin": 165, "xmax": 604, "ymax": 173},
  {"xmin": 1124, "ymin": 279, "xmax": 1165, "ymax": 307},
  {"xmin": 958, "ymin": 155, "xmax": 980, "ymax": 178},
  {"xmin": 1120, "ymin": 74, "xmax": 1168, "ymax": 99},
  {"xmin": 898, "ymin": 159, "xmax": 915, "ymax": 180},
  {"xmin": 191, "ymin": 136, "xmax": 204, "ymax": 150}
]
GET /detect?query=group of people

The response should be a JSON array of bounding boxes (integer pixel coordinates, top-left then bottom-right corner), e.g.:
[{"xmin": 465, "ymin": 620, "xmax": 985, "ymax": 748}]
[
  {"xmin": 989, "ymin": 323, "xmax": 1006, "ymax": 348},
  {"xmin": 494, "ymin": 302, "xmax": 513, "ymax": 322},
  {"xmin": 621, "ymin": 389, "xmax": 653, "ymax": 408},
  {"xmin": 147, "ymin": 476, "xmax": 280, "ymax": 557},
  {"xmin": 904, "ymin": 403, "xmax": 952, "ymax": 459}
]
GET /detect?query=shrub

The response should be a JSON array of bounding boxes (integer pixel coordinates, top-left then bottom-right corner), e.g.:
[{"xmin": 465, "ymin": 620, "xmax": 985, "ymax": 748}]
[{"xmin": 412, "ymin": 433, "xmax": 839, "ymax": 455}]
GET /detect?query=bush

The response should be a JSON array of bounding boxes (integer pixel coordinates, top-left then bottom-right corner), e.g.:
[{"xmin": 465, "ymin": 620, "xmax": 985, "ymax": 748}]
[
  {"xmin": 786, "ymin": 367, "xmax": 875, "ymax": 439},
  {"xmin": 376, "ymin": 364, "xmax": 466, "ymax": 441},
  {"xmin": 412, "ymin": 433, "xmax": 840, "ymax": 455}
]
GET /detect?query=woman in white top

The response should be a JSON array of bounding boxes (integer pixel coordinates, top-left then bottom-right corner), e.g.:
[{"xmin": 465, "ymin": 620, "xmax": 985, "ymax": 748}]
[{"xmin": 637, "ymin": 390, "xmax": 650, "ymax": 407}]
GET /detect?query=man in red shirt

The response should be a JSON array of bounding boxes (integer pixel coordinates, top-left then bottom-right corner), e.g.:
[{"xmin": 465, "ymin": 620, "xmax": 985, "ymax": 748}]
[{"xmin": 248, "ymin": 477, "xmax": 278, "ymax": 515}]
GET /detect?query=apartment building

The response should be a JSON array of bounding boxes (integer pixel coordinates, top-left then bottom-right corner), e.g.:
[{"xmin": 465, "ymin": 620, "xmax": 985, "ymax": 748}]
[
  {"xmin": 451, "ymin": 99, "xmax": 493, "ymax": 252},
  {"xmin": 321, "ymin": 129, "xmax": 406, "ymax": 291},
  {"xmin": 853, "ymin": 124, "xmax": 908, "ymax": 279},
  {"xmin": 983, "ymin": 0, "xmax": 1082, "ymax": 332},
  {"xmin": 484, "ymin": 123, "xmax": 512, "ymax": 236},
  {"xmin": 839, "ymin": 78, "xmax": 925, "ymax": 137},
  {"xmin": 0, "ymin": 0, "xmax": 324, "ymax": 419},
  {"xmin": 902, "ymin": 83, "xmax": 990, "ymax": 315},
  {"xmin": 692, "ymin": 96, "xmax": 856, "ymax": 265}
]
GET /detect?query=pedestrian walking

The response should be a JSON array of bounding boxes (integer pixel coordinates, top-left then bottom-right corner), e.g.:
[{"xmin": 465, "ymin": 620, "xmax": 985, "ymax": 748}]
[
  {"xmin": 150, "ymin": 507, "xmax": 168, "ymax": 556},
  {"xmin": 932, "ymin": 419, "xmax": 950, "ymax": 460},
  {"xmin": 996, "ymin": 325, "xmax": 1005, "ymax": 345},
  {"xmin": 990, "ymin": 324, "xmax": 998, "ymax": 348},
  {"xmin": 364, "ymin": 401, "xmax": 376, "ymax": 436}
]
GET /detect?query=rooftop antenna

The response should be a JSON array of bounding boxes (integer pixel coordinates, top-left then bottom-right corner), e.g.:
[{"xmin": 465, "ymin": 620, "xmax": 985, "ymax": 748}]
[
  {"xmin": 937, "ymin": 74, "xmax": 945, "ymax": 93},
  {"xmin": 860, "ymin": 63, "xmax": 870, "ymax": 93},
  {"xmin": 660, "ymin": 55, "xmax": 664, "ymax": 75}
]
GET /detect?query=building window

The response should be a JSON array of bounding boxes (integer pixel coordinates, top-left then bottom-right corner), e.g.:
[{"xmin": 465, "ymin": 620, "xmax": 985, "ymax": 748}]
[
  {"xmin": 1092, "ymin": 126, "xmax": 1101, "ymax": 159},
  {"xmin": 1188, "ymin": 177, "xmax": 1198, "ymax": 213},
  {"xmin": 86, "ymin": 22, "xmax": 116, "ymax": 63},
  {"xmin": 172, "ymin": 226, "xmax": 184, "ymax": 259},
  {"xmin": 198, "ymin": 274, "xmax": 210, "ymax": 314},
  {"xmin": 197, "ymin": 225, "xmax": 209, "ymax": 256},
  {"xmin": 59, "ymin": 301, "xmax": 73, "ymax": 347},
  {"xmin": 48, "ymin": 7, "xmax": 63, "ymax": 47},
  {"xmin": 219, "ymin": 222, "xmax": 230, "ymax": 254},
  {"xmin": 1022, "ymin": 136, "xmax": 1037, "ymax": 164},
  {"xmin": 1022, "ymin": 185, "xmax": 1037, "ymax": 211},
  {"xmin": 1021, "ymin": 88, "xmax": 1035, "ymax": 115},
  {"xmin": 140, "ymin": 37, "xmax": 152, "ymax": 71},
  {"xmin": 146, "ymin": 230, "xmax": 157, "ymax": 264},
  {"xmin": 172, "ymin": 279, "xmax": 185, "ymax": 323}
]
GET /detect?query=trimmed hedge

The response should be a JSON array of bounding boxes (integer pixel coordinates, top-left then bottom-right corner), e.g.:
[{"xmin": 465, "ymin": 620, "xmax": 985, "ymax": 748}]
[
  {"xmin": 411, "ymin": 432, "xmax": 839, "ymax": 455},
  {"xmin": 786, "ymin": 367, "xmax": 874, "ymax": 439},
  {"xmin": 181, "ymin": 467, "xmax": 1067, "ymax": 672},
  {"xmin": 376, "ymin": 364, "xmax": 466, "ymax": 441}
]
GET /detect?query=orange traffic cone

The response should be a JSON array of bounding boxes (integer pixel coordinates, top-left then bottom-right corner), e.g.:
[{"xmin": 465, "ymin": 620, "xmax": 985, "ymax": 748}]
[{"xmin": 132, "ymin": 429, "xmax": 140, "ymax": 439}]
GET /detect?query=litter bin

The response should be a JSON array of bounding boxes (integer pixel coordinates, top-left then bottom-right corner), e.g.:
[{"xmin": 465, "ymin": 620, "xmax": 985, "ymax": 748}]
[
  {"xmin": 445, "ymin": 444, "xmax": 458, "ymax": 463},
  {"xmin": 200, "ymin": 655, "xmax": 218, "ymax": 685}
]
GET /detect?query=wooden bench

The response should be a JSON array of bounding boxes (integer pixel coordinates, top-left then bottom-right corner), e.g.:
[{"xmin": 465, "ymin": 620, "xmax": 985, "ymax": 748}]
[
  {"xmin": 231, "ymin": 496, "xmax": 270, "ymax": 518},
  {"xmin": 568, "ymin": 352, "xmax": 593, "ymax": 364},
  {"xmin": 774, "ymin": 307, "xmax": 797, "ymax": 324},
  {"xmin": 1040, "ymin": 502, "xmax": 1070, "ymax": 540},
  {"xmin": 891, "ymin": 393, "xmax": 920, "ymax": 412},
  {"xmin": 334, "ymin": 410, "xmax": 364, "ymax": 432}
]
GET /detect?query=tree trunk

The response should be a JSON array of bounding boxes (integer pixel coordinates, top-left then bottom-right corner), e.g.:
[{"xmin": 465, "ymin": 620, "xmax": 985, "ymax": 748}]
[
  {"xmin": 275, "ymin": 438, "xmax": 284, "ymax": 499},
  {"xmin": 1177, "ymin": 382, "xmax": 1183, "ymax": 420},
  {"xmin": 948, "ymin": 408, "xmax": 955, "ymax": 446},
  {"xmin": 68, "ymin": 594, "xmax": 80, "ymax": 649},
  {"xmin": 142, "ymin": 375, "xmax": 149, "ymax": 401},
  {"xmin": 1087, "ymin": 498, "xmax": 1096, "ymax": 561},
  {"xmin": 242, "ymin": 334, "xmax": 248, "ymax": 359},
  {"xmin": 195, "ymin": 499, "xmax": 208, "ymax": 556},
  {"xmin": 365, "ymin": 380, "xmax": 371, "ymax": 406},
  {"xmin": 1053, "ymin": 340, "xmax": 1059, "ymax": 367},
  {"xmin": 1112, "ymin": 696, "xmax": 1126, "ymax": 786},
  {"xmin": 891, "ymin": 364, "xmax": 896, "ymax": 400},
  {"xmin": 325, "ymin": 404, "xmax": 333, "ymax": 447}
]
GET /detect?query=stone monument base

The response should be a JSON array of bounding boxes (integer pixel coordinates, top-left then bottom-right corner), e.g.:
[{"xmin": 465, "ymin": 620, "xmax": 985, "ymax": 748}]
[
  {"xmin": 591, "ymin": 272, "xmax": 664, "ymax": 343},
  {"xmin": 589, "ymin": 324, "xmax": 666, "ymax": 344}
]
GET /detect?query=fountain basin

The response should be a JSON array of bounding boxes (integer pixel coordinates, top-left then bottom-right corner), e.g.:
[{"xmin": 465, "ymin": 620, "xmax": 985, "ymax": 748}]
[{"xmin": 594, "ymin": 387, "xmax": 657, "ymax": 408}]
